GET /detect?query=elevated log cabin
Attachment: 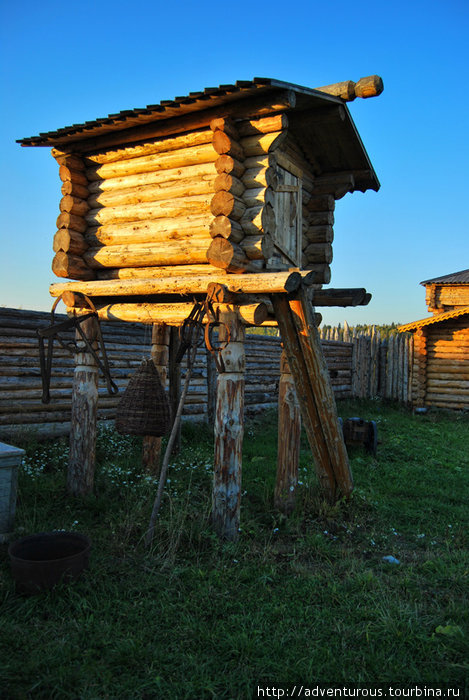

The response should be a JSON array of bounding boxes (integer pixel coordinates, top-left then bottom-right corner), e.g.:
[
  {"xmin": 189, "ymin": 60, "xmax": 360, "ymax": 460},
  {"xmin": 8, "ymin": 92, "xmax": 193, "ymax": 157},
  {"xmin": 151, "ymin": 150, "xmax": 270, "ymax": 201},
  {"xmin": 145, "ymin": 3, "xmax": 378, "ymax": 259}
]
[
  {"xmin": 399, "ymin": 269, "xmax": 469, "ymax": 410},
  {"xmin": 19, "ymin": 76, "xmax": 383, "ymax": 534}
]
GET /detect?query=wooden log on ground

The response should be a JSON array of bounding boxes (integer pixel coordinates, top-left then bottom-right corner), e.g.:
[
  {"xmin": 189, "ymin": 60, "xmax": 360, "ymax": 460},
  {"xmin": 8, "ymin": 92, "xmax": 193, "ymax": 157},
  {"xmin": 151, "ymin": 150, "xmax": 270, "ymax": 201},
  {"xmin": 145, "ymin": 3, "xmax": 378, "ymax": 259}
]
[
  {"xmin": 212, "ymin": 307, "xmax": 245, "ymax": 540},
  {"xmin": 275, "ymin": 350, "xmax": 300, "ymax": 514},
  {"xmin": 67, "ymin": 316, "xmax": 99, "ymax": 496}
]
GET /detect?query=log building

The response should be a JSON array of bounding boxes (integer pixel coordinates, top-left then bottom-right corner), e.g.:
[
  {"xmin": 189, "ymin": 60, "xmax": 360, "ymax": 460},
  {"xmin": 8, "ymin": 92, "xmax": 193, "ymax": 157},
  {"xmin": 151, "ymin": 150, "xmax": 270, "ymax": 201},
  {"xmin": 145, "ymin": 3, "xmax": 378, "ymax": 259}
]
[
  {"xmin": 399, "ymin": 269, "xmax": 469, "ymax": 410},
  {"xmin": 18, "ymin": 76, "xmax": 383, "ymax": 532}
]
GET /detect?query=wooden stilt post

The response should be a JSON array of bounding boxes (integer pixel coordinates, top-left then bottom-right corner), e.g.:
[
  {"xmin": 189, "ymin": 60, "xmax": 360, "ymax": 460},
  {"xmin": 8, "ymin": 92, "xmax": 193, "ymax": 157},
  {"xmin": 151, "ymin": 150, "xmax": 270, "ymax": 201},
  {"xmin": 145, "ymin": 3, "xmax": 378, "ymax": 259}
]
[
  {"xmin": 212, "ymin": 306, "xmax": 245, "ymax": 540},
  {"xmin": 67, "ymin": 316, "xmax": 99, "ymax": 496},
  {"xmin": 272, "ymin": 285, "xmax": 353, "ymax": 501},
  {"xmin": 168, "ymin": 326, "xmax": 181, "ymax": 455},
  {"xmin": 142, "ymin": 323, "xmax": 170, "ymax": 475},
  {"xmin": 275, "ymin": 349, "xmax": 301, "ymax": 514}
]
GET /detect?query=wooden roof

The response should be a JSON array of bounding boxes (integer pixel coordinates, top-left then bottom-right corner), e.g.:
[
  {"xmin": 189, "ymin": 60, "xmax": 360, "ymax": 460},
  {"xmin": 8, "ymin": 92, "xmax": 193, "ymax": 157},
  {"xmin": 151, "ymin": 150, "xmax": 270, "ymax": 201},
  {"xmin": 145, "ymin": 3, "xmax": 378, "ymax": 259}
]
[
  {"xmin": 17, "ymin": 77, "xmax": 380, "ymax": 193},
  {"xmin": 420, "ymin": 269, "xmax": 469, "ymax": 286},
  {"xmin": 398, "ymin": 306, "xmax": 469, "ymax": 332}
]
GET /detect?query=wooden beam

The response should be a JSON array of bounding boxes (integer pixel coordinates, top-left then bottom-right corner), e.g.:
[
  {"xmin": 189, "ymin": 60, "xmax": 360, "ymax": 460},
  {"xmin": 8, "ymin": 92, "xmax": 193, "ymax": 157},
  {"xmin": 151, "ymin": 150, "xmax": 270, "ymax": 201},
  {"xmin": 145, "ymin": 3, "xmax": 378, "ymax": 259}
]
[
  {"xmin": 275, "ymin": 350, "xmax": 300, "ymax": 513},
  {"xmin": 272, "ymin": 286, "xmax": 353, "ymax": 500},
  {"xmin": 312, "ymin": 288, "xmax": 371, "ymax": 307}
]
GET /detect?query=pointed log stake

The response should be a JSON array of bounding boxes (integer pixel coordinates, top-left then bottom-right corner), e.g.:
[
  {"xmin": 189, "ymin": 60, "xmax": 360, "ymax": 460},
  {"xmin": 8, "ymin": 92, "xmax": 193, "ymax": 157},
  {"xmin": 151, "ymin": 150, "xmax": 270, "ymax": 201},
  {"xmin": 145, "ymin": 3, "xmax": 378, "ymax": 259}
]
[{"xmin": 145, "ymin": 331, "xmax": 200, "ymax": 548}]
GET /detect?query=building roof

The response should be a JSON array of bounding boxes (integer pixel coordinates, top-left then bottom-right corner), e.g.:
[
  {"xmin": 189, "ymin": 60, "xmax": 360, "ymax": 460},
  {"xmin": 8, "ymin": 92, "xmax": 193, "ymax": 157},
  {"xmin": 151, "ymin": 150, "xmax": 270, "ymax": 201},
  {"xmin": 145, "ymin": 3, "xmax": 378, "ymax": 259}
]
[
  {"xmin": 16, "ymin": 77, "xmax": 380, "ymax": 193},
  {"xmin": 420, "ymin": 269, "xmax": 469, "ymax": 286},
  {"xmin": 398, "ymin": 306, "xmax": 469, "ymax": 332}
]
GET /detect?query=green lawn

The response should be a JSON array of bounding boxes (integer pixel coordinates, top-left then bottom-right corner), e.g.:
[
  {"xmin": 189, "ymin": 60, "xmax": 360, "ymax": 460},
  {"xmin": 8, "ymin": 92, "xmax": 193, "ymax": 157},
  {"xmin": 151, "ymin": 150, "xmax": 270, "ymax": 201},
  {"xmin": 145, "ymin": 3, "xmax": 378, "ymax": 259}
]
[{"xmin": 1, "ymin": 400, "xmax": 468, "ymax": 698}]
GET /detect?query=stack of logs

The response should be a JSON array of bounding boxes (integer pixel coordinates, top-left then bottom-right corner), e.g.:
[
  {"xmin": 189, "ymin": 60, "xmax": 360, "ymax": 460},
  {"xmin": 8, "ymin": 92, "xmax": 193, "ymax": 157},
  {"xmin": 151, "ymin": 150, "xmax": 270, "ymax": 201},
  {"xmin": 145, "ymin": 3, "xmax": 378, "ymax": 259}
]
[{"xmin": 51, "ymin": 113, "xmax": 337, "ymax": 284}]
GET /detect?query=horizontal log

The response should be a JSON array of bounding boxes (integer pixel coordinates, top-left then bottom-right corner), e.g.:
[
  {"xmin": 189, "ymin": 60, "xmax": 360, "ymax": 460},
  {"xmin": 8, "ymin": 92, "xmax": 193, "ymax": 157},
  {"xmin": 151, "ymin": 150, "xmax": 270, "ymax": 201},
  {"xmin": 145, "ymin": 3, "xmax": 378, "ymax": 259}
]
[
  {"xmin": 67, "ymin": 301, "xmax": 268, "ymax": 326},
  {"xmin": 85, "ymin": 214, "xmax": 211, "ymax": 246},
  {"xmin": 302, "ymin": 242, "xmax": 333, "ymax": 263},
  {"xmin": 206, "ymin": 237, "xmax": 250, "ymax": 273},
  {"xmin": 84, "ymin": 240, "xmax": 211, "ymax": 268},
  {"xmin": 52, "ymin": 252, "xmax": 94, "ymax": 280},
  {"xmin": 240, "ymin": 202, "xmax": 276, "ymax": 236},
  {"xmin": 209, "ymin": 117, "xmax": 240, "ymax": 139},
  {"xmin": 210, "ymin": 191, "xmax": 246, "ymax": 220},
  {"xmin": 52, "ymin": 151, "xmax": 86, "ymax": 170},
  {"xmin": 87, "ymin": 175, "xmax": 215, "ymax": 209},
  {"xmin": 87, "ymin": 161, "xmax": 215, "ymax": 194},
  {"xmin": 58, "ymin": 165, "xmax": 88, "ymax": 186},
  {"xmin": 214, "ymin": 155, "xmax": 245, "ymax": 178},
  {"xmin": 87, "ymin": 128, "xmax": 213, "ymax": 165},
  {"xmin": 56, "ymin": 212, "xmax": 87, "ymax": 233},
  {"xmin": 214, "ymin": 173, "xmax": 245, "ymax": 197},
  {"xmin": 59, "ymin": 195, "xmax": 89, "ymax": 216},
  {"xmin": 313, "ymin": 173, "xmax": 355, "ymax": 198},
  {"xmin": 314, "ymin": 75, "xmax": 383, "ymax": 101},
  {"xmin": 304, "ymin": 225, "xmax": 334, "ymax": 243},
  {"xmin": 212, "ymin": 131, "xmax": 244, "ymax": 161},
  {"xmin": 312, "ymin": 288, "xmax": 368, "ymax": 307},
  {"xmin": 236, "ymin": 114, "xmax": 288, "ymax": 137},
  {"xmin": 307, "ymin": 211, "xmax": 335, "ymax": 226},
  {"xmin": 61, "ymin": 180, "xmax": 89, "ymax": 199},
  {"xmin": 307, "ymin": 194, "xmax": 335, "ymax": 212},
  {"xmin": 209, "ymin": 216, "xmax": 244, "ymax": 243},
  {"xmin": 86, "ymin": 193, "xmax": 212, "ymax": 226},
  {"xmin": 300, "ymin": 264, "xmax": 331, "ymax": 285},
  {"xmin": 86, "ymin": 143, "xmax": 218, "ymax": 181},
  {"xmin": 241, "ymin": 131, "xmax": 287, "ymax": 157},
  {"xmin": 240, "ymin": 234, "xmax": 274, "ymax": 261},
  {"xmin": 96, "ymin": 264, "xmax": 214, "ymax": 280},
  {"xmin": 53, "ymin": 229, "xmax": 88, "ymax": 255}
]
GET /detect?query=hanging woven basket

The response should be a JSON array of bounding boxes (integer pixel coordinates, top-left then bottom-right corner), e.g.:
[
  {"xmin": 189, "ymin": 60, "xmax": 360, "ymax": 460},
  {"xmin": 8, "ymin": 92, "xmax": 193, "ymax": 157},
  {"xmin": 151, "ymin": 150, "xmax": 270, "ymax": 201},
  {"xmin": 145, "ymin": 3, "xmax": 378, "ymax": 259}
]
[{"xmin": 115, "ymin": 359, "xmax": 171, "ymax": 437}]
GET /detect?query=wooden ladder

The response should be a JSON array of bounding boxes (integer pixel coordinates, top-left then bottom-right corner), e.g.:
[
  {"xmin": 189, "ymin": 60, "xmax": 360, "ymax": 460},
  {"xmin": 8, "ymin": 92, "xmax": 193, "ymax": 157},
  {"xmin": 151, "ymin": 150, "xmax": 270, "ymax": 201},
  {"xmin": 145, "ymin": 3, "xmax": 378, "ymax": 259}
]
[{"xmin": 272, "ymin": 286, "xmax": 353, "ymax": 501}]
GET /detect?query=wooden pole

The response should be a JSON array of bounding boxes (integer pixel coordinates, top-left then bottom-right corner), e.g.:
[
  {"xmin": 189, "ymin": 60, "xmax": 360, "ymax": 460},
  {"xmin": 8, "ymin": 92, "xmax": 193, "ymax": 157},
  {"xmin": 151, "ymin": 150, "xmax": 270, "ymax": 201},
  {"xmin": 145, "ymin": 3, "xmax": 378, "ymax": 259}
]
[
  {"xmin": 168, "ymin": 327, "xmax": 181, "ymax": 454},
  {"xmin": 275, "ymin": 350, "xmax": 301, "ymax": 514},
  {"xmin": 212, "ymin": 307, "xmax": 245, "ymax": 540},
  {"xmin": 142, "ymin": 323, "xmax": 170, "ymax": 475},
  {"xmin": 67, "ymin": 316, "xmax": 99, "ymax": 496}
]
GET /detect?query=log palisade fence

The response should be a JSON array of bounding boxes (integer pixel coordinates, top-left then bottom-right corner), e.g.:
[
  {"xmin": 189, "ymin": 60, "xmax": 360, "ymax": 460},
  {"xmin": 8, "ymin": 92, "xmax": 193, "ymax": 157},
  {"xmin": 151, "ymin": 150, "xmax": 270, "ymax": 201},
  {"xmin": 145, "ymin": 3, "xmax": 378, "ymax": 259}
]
[{"xmin": 0, "ymin": 307, "xmax": 412, "ymax": 440}]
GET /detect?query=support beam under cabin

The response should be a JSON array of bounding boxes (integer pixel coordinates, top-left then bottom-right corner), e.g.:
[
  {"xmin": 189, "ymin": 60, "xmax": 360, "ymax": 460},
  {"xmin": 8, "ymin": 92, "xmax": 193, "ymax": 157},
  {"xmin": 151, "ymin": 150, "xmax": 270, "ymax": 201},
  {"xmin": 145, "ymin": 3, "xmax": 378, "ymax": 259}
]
[
  {"xmin": 275, "ymin": 350, "xmax": 301, "ymax": 514},
  {"xmin": 67, "ymin": 316, "xmax": 99, "ymax": 496},
  {"xmin": 212, "ymin": 306, "xmax": 245, "ymax": 540},
  {"xmin": 142, "ymin": 323, "xmax": 170, "ymax": 475}
]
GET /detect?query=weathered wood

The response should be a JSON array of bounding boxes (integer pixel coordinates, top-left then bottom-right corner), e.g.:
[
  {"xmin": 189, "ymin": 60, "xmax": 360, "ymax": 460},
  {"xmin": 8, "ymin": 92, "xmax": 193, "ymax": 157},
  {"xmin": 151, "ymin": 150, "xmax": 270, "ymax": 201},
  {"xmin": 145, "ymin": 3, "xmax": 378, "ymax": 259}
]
[
  {"xmin": 312, "ymin": 288, "xmax": 369, "ymax": 306},
  {"xmin": 275, "ymin": 351, "xmax": 300, "ymax": 514},
  {"xmin": 84, "ymin": 240, "xmax": 211, "ymax": 268},
  {"xmin": 87, "ymin": 176, "xmax": 215, "ymax": 209},
  {"xmin": 212, "ymin": 307, "xmax": 245, "ymax": 540},
  {"xmin": 206, "ymin": 237, "xmax": 250, "ymax": 273},
  {"xmin": 240, "ymin": 233, "xmax": 274, "ymax": 261},
  {"xmin": 214, "ymin": 173, "xmax": 245, "ymax": 197},
  {"xmin": 209, "ymin": 215, "xmax": 244, "ymax": 243},
  {"xmin": 214, "ymin": 155, "xmax": 245, "ymax": 177},
  {"xmin": 237, "ymin": 114, "xmax": 288, "ymax": 137},
  {"xmin": 210, "ymin": 191, "xmax": 246, "ymax": 220},
  {"xmin": 142, "ymin": 323, "xmax": 170, "ymax": 475},
  {"xmin": 56, "ymin": 212, "xmax": 87, "ymax": 233},
  {"xmin": 53, "ymin": 229, "xmax": 88, "ymax": 255},
  {"xmin": 354, "ymin": 75, "xmax": 384, "ymax": 99},
  {"xmin": 85, "ymin": 219, "xmax": 210, "ymax": 248},
  {"xmin": 58, "ymin": 165, "xmax": 88, "ymax": 187},
  {"xmin": 212, "ymin": 131, "xmax": 245, "ymax": 162},
  {"xmin": 67, "ymin": 316, "xmax": 99, "ymax": 496},
  {"xmin": 87, "ymin": 129, "xmax": 213, "ymax": 165},
  {"xmin": 86, "ymin": 193, "xmax": 211, "ymax": 226},
  {"xmin": 66, "ymin": 301, "xmax": 268, "ymax": 326},
  {"xmin": 59, "ymin": 195, "xmax": 89, "ymax": 217},
  {"xmin": 87, "ymin": 161, "xmax": 215, "ymax": 194},
  {"xmin": 61, "ymin": 180, "xmax": 89, "ymax": 199},
  {"xmin": 52, "ymin": 252, "xmax": 94, "ymax": 280},
  {"xmin": 272, "ymin": 288, "xmax": 353, "ymax": 500},
  {"xmin": 86, "ymin": 143, "xmax": 218, "ymax": 182}
]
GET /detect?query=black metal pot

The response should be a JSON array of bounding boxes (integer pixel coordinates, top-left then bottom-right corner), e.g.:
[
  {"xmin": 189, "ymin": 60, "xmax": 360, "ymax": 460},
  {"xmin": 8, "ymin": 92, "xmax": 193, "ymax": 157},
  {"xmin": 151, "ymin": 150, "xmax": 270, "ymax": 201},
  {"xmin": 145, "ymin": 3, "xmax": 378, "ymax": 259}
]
[{"xmin": 8, "ymin": 532, "xmax": 91, "ymax": 594}]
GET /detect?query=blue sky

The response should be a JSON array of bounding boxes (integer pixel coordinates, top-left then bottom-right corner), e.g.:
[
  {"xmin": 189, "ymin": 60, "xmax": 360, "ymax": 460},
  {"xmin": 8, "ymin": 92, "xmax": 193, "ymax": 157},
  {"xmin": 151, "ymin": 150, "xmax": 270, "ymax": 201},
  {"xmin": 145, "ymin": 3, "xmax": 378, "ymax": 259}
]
[{"xmin": 1, "ymin": 0, "xmax": 468, "ymax": 326}]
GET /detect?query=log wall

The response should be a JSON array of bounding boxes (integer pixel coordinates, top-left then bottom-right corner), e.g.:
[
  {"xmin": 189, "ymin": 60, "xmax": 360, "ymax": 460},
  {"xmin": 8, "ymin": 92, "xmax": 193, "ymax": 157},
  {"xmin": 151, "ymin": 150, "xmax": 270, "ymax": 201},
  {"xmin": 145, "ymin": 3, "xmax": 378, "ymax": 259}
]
[{"xmin": 0, "ymin": 308, "xmax": 353, "ymax": 440}]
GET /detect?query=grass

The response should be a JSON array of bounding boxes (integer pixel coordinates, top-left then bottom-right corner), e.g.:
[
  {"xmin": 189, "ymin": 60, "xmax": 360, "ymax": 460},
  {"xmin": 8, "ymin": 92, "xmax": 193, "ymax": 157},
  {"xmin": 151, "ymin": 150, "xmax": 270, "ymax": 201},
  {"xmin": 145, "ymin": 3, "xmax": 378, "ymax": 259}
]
[{"xmin": 0, "ymin": 399, "xmax": 468, "ymax": 699}]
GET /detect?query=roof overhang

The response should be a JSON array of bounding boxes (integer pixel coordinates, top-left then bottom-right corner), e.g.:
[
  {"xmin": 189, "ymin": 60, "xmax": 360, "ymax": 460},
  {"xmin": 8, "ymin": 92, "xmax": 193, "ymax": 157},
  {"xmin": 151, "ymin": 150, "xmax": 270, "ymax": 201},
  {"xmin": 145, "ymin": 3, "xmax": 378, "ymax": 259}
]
[
  {"xmin": 17, "ymin": 77, "xmax": 380, "ymax": 193},
  {"xmin": 398, "ymin": 306, "xmax": 469, "ymax": 332}
]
